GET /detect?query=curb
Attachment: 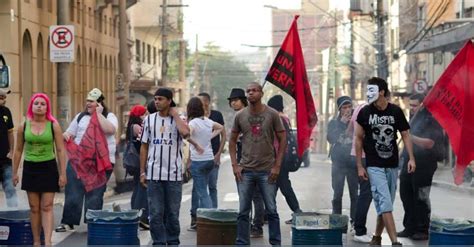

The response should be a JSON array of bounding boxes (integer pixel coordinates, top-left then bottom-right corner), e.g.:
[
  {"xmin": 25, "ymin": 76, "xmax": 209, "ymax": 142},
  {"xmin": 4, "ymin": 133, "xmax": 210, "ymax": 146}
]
[{"xmin": 432, "ymin": 180, "xmax": 474, "ymax": 195}]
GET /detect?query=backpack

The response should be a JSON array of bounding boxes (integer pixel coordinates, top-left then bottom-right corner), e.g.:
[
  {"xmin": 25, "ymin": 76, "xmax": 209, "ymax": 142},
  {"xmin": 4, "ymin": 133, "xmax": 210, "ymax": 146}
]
[
  {"xmin": 123, "ymin": 126, "xmax": 140, "ymax": 176},
  {"xmin": 281, "ymin": 118, "xmax": 303, "ymax": 172}
]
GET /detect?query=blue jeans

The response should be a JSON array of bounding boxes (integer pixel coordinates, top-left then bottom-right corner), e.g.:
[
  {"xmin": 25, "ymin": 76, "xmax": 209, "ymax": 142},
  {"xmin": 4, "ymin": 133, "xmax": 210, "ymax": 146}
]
[
  {"xmin": 331, "ymin": 159, "xmax": 358, "ymax": 221},
  {"xmin": 190, "ymin": 160, "xmax": 214, "ymax": 216},
  {"xmin": 0, "ymin": 160, "xmax": 18, "ymax": 207},
  {"xmin": 208, "ymin": 163, "xmax": 219, "ymax": 208},
  {"xmin": 131, "ymin": 174, "xmax": 149, "ymax": 223},
  {"xmin": 61, "ymin": 162, "xmax": 112, "ymax": 225},
  {"xmin": 147, "ymin": 180, "xmax": 182, "ymax": 245},
  {"xmin": 354, "ymin": 159, "xmax": 372, "ymax": 236},
  {"xmin": 236, "ymin": 170, "xmax": 280, "ymax": 245}
]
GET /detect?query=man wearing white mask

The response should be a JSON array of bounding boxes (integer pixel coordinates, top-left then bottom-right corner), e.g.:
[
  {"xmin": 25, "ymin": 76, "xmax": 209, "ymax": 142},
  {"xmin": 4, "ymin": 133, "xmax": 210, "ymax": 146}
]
[{"xmin": 354, "ymin": 77, "xmax": 416, "ymax": 246}]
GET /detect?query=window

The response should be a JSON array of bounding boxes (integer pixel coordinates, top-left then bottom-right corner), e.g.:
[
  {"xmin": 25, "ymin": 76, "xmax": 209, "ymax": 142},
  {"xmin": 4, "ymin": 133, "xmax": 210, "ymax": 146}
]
[
  {"xmin": 47, "ymin": 0, "xmax": 52, "ymax": 12},
  {"xmin": 109, "ymin": 18, "xmax": 112, "ymax": 36},
  {"xmin": 25, "ymin": 0, "xmax": 30, "ymax": 3},
  {"xmin": 135, "ymin": 40, "xmax": 141, "ymax": 62},
  {"xmin": 88, "ymin": 7, "xmax": 92, "ymax": 28},
  {"xmin": 76, "ymin": 0, "xmax": 81, "ymax": 24},
  {"xmin": 417, "ymin": 4, "xmax": 426, "ymax": 31},
  {"xmin": 153, "ymin": 47, "xmax": 157, "ymax": 65},
  {"xmin": 142, "ymin": 42, "xmax": 146, "ymax": 63},
  {"xmin": 69, "ymin": 0, "xmax": 74, "ymax": 22},
  {"xmin": 99, "ymin": 14, "xmax": 102, "ymax": 33},
  {"xmin": 37, "ymin": 0, "xmax": 42, "ymax": 8},
  {"xmin": 113, "ymin": 18, "xmax": 117, "ymax": 37},
  {"xmin": 147, "ymin": 44, "xmax": 151, "ymax": 64},
  {"xmin": 104, "ymin": 15, "xmax": 107, "ymax": 34}
]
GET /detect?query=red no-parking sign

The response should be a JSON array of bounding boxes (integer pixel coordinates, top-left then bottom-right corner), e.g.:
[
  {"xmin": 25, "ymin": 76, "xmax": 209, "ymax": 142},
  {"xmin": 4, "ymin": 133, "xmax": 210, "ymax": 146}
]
[{"xmin": 49, "ymin": 25, "xmax": 75, "ymax": 62}]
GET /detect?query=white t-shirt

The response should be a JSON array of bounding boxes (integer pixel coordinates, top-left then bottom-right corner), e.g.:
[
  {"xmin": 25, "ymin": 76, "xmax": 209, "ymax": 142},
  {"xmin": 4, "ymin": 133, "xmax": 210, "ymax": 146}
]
[
  {"xmin": 66, "ymin": 112, "xmax": 118, "ymax": 163},
  {"xmin": 188, "ymin": 117, "xmax": 215, "ymax": 161},
  {"xmin": 140, "ymin": 113, "xmax": 184, "ymax": 181}
]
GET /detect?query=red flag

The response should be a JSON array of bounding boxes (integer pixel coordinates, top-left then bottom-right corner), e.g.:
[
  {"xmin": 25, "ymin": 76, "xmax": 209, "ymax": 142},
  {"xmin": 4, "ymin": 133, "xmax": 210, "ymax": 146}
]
[
  {"xmin": 424, "ymin": 40, "xmax": 474, "ymax": 185},
  {"xmin": 66, "ymin": 112, "xmax": 112, "ymax": 192},
  {"xmin": 265, "ymin": 15, "xmax": 318, "ymax": 157}
]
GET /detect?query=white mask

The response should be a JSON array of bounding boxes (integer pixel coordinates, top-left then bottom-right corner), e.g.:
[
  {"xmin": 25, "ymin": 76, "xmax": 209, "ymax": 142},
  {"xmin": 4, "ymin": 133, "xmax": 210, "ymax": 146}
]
[{"xmin": 367, "ymin": 85, "xmax": 379, "ymax": 104}]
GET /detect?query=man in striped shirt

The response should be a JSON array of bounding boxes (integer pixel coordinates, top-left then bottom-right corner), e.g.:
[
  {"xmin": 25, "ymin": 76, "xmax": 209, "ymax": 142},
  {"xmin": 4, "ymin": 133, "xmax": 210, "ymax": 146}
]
[{"xmin": 140, "ymin": 88, "xmax": 190, "ymax": 245}]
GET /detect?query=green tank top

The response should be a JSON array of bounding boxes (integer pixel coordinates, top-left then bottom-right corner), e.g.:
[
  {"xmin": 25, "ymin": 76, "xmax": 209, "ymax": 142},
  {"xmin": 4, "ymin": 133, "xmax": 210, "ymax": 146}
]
[{"xmin": 24, "ymin": 121, "xmax": 55, "ymax": 162}]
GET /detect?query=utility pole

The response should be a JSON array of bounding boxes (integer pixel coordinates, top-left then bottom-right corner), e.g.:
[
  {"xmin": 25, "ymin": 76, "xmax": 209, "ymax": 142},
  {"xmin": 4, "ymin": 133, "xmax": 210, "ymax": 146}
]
[
  {"xmin": 193, "ymin": 34, "xmax": 199, "ymax": 95},
  {"xmin": 161, "ymin": 0, "xmax": 168, "ymax": 86},
  {"xmin": 349, "ymin": 17, "xmax": 356, "ymax": 100},
  {"xmin": 119, "ymin": 0, "xmax": 130, "ymax": 96},
  {"xmin": 376, "ymin": 0, "xmax": 388, "ymax": 80},
  {"xmin": 57, "ymin": 0, "xmax": 70, "ymax": 129}
]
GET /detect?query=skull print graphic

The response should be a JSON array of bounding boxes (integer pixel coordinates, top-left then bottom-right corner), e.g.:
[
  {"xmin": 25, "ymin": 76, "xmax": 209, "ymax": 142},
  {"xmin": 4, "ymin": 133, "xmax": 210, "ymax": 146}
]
[{"xmin": 372, "ymin": 124, "xmax": 395, "ymax": 158}]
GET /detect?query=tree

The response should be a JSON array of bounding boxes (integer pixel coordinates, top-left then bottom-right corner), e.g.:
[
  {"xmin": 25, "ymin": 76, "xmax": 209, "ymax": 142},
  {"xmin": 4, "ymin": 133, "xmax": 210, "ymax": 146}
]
[{"xmin": 191, "ymin": 43, "xmax": 257, "ymax": 113}]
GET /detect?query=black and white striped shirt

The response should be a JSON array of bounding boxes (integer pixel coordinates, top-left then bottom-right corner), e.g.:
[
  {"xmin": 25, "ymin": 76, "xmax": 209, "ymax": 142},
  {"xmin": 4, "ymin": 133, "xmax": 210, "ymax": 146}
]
[{"xmin": 140, "ymin": 113, "xmax": 184, "ymax": 181}]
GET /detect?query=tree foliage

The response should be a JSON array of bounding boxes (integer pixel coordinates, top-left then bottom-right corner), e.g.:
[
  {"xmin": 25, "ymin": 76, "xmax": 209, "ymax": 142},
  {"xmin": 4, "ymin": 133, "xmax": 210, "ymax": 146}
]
[{"xmin": 192, "ymin": 43, "xmax": 257, "ymax": 113}]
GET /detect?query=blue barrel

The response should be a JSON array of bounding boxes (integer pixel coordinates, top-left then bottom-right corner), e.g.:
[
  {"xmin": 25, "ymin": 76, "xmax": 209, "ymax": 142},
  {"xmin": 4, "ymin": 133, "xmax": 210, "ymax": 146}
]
[
  {"xmin": 291, "ymin": 212, "xmax": 348, "ymax": 245},
  {"xmin": 429, "ymin": 218, "xmax": 474, "ymax": 245},
  {"xmin": 86, "ymin": 209, "xmax": 140, "ymax": 245},
  {"xmin": 0, "ymin": 209, "xmax": 35, "ymax": 245}
]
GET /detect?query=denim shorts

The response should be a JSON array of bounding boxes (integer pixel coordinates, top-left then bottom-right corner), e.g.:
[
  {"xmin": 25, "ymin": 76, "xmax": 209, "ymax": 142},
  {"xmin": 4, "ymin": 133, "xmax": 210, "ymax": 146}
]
[{"xmin": 367, "ymin": 167, "xmax": 398, "ymax": 215}]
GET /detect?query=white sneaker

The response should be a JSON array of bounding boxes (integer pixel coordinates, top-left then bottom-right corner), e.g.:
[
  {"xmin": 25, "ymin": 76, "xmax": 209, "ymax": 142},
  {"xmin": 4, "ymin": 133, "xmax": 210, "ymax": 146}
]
[{"xmin": 353, "ymin": 234, "xmax": 372, "ymax": 243}]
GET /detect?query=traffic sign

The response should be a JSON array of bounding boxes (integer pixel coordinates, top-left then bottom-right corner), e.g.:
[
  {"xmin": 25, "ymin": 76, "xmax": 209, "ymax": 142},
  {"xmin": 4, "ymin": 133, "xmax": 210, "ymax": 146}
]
[
  {"xmin": 49, "ymin": 25, "xmax": 74, "ymax": 63},
  {"xmin": 413, "ymin": 79, "xmax": 428, "ymax": 94}
]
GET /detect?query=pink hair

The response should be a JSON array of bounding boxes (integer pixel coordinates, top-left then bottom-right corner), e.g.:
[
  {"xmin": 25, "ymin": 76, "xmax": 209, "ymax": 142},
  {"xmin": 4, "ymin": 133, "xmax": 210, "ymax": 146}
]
[{"xmin": 26, "ymin": 93, "xmax": 58, "ymax": 123}]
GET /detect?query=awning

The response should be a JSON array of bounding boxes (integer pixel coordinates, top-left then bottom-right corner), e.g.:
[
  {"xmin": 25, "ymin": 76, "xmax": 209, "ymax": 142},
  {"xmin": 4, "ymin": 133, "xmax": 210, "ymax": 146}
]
[{"xmin": 406, "ymin": 21, "xmax": 474, "ymax": 54}]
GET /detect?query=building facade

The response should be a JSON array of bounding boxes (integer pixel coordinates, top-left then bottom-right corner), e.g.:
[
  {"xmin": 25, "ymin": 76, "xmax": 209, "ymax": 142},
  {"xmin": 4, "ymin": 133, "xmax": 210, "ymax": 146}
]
[
  {"xmin": 128, "ymin": 0, "xmax": 187, "ymax": 111},
  {"xmin": 0, "ymin": 0, "xmax": 132, "ymax": 130}
]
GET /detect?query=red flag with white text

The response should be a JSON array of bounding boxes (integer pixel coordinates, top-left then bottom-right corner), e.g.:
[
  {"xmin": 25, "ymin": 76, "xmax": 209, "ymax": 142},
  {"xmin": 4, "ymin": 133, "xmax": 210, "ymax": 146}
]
[
  {"xmin": 265, "ymin": 15, "xmax": 317, "ymax": 157},
  {"xmin": 424, "ymin": 40, "xmax": 474, "ymax": 185}
]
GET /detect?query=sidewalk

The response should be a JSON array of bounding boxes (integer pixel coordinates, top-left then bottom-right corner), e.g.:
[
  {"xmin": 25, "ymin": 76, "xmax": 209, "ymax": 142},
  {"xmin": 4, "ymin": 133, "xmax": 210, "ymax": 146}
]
[
  {"xmin": 432, "ymin": 165, "xmax": 474, "ymax": 195},
  {"xmin": 310, "ymin": 152, "xmax": 474, "ymax": 195}
]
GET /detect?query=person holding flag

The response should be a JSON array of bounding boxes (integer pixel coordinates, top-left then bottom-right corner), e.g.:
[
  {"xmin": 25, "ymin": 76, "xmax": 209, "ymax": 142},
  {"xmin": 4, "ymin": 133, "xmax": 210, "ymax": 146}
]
[{"xmin": 56, "ymin": 88, "xmax": 117, "ymax": 232}]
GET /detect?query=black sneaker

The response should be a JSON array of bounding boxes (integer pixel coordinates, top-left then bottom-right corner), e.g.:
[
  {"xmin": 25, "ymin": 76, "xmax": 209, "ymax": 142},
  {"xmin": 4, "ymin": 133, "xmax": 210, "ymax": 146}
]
[
  {"xmin": 411, "ymin": 232, "xmax": 428, "ymax": 241},
  {"xmin": 397, "ymin": 229, "xmax": 414, "ymax": 238},
  {"xmin": 250, "ymin": 227, "xmax": 263, "ymax": 238},
  {"xmin": 139, "ymin": 220, "xmax": 150, "ymax": 230},
  {"xmin": 392, "ymin": 242, "xmax": 403, "ymax": 245},
  {"xmin": 285, "ymin": 219, "xmax": 293, "ymax": 225},
  {"xmin": 55, "ymin": 224, "xmax": 74, "ymax": 232}
]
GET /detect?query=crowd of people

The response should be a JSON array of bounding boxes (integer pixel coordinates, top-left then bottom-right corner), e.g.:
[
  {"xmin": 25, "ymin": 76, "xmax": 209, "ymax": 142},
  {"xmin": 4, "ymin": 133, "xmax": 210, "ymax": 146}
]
[{"xmin": 0, "ymin": 75, "xmax": 447, "ymax": 245}]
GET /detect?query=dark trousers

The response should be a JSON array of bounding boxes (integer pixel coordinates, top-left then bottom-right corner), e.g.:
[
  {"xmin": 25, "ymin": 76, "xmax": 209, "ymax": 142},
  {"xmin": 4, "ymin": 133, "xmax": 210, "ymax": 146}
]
[
  {"xmin": 331, "ymin": 159, "xmax": 358, "ymax": 221},
  {"xmin": 276, "ymin": 166, "xmax": 301, "ymax": 213},
  {"xmin": 400, "ymin": 167, "xmax": 436, "ymax": 234},
  {"xmin": 354, "ymin": 158, "xmax": 372, "ymax": 236}
]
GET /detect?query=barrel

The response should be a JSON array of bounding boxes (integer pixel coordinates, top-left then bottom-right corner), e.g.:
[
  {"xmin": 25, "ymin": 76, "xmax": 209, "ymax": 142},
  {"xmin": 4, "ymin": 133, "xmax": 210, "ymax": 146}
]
[
  {"xmin": 196, "ymin": 208, "xmax": 238, "ymax": 245},
  {"xmin": 0, "ymin": 209, "xmax": 36, "ymax": 245},
  {"xmin": 291, "ymin": 212, "xmax": 348, "ymax": 245},
  {"xmin": 86, "ymin": 209, "xmax": 140, "ymax": 245},
  {"xmin": 429, "ymin": 218, "xmax": 474, "ymax": 245}
]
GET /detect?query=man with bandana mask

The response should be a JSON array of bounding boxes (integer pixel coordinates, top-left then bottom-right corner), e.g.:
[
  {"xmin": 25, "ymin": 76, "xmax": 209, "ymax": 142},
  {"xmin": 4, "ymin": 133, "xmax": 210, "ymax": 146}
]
[{"xmin": 354, "ymin": 77, "xmax": 416, "ymax": 246}]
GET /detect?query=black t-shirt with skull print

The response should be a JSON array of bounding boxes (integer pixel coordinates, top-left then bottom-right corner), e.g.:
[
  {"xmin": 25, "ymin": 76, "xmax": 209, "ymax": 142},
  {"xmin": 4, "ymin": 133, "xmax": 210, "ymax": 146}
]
[{"xmin": 356, "ymin": 103, "xmax": 410, "ymax": 168}]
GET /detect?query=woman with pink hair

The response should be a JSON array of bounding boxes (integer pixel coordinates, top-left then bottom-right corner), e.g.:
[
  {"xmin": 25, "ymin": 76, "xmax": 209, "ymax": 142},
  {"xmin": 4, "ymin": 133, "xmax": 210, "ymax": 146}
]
[{"xmin": 12, "ymin": 93, "xmax": 67, "ymax": 245}]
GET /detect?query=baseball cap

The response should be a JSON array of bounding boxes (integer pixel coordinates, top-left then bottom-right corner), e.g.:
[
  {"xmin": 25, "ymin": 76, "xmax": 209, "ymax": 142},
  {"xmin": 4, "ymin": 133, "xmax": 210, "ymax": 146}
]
[
  {"xmin": 154, "ymin": 88, "xmax": 176, "ymax": 107},
  {"xmin": 87, "ymin": 88, "xmax": 103, "ymax": 102}
]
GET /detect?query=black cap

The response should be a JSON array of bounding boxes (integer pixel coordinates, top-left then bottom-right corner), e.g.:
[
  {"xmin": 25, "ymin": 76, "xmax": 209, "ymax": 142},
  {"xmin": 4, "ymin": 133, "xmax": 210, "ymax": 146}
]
[
  {"xmin": 227, "ymin": 88, "xmax": 246, "ymax": 100},
  {"xmin": 154, "ymin": 88, "xmax": 176, "ymax": 107},
  {"xmin": 267, "ymin": 95, "xmax": 284, "ymax": 112},
  {"xmin": 336, "ymin": 96, "xmax": 352, "ymax": 110}
]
